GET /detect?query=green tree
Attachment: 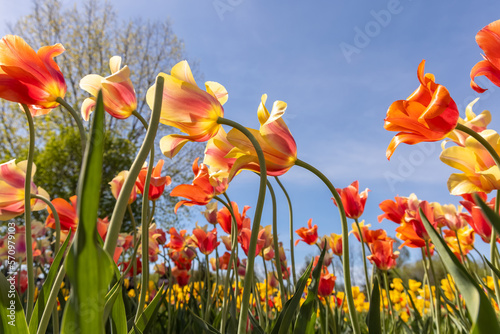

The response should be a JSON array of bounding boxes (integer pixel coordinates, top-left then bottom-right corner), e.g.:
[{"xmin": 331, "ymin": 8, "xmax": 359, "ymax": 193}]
[{"xmin": 1, "ymin": 0, "xmax": 203, "ymax": 228}]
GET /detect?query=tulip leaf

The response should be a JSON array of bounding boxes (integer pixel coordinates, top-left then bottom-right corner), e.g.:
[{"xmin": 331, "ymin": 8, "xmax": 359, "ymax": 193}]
[
  {"xmin": 485, "ymin": 258, "xmax": 500, "ymax": 281},
  {"xmin": 270, "ymin": 259, "xmax": 313, "ymax": 334},
  {"xmin": 189, "ymin": 309, "xmax": 221, "ymax": 334},
  {"xmin": 29, "ymin": 231, "xmax": 71, "ymax": 334},
  {"xmin": 0, "ymin": 272, "xmax": 29, "ymax": 334},
  {"xmin": 128, "ymin": 284, "xmax": 165, "ymax": 334},
  {"xmin": 293, "ymin": 245, "xmax": 327, "ymax": 334},
  {"xmin": 420, "ymin": 207, "xmax": 500, "ymax": 334},
  {"xmin": 366, "ymin": 275, "xmax": 381, "ymax": 334},
  {"xmin": 61, "ymin": 90, "xmax": 115, "ymax": 334},
  {"xmin": 247, "ymin": 311, "xmax": 265, "ymax": 334}
]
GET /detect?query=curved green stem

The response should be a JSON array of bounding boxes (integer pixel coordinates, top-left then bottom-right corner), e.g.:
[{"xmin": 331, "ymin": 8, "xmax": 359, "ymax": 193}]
[
  {"xmin": 354, "ymin": 218, "xmax": 371, "ymax": 301},
  {"xmin": 455, "ymin": 123, "xmax": 500, "ymax": 168},
  {"xmin": 104, "ymin": 76, "xmax": 164, "ymax": 255},
  {"xmin": 425, "ymin": 241, "xmax": 442, "ymax": 334},
  {"xmin": 222, "ymin": 192, "xmax": 241, "ymax": 304},
  {"xmin": 382, "ymin": 271, "xmax": 395, "ymax": 328},
  {"xmin": 266, "ymin": 180, "xmax": 287, "ymax": 305},
  {"xmin": 135, "ymin": 154, "xmax": 155, "ymax": 321},
  {"xmin": 36, "ymin": 266, "xmax": 65, "ymax": 334},
  {"xmin": 275, "ymin": 176, "xmax": 297, "ymax": 287},
  {"xmin": 56, "ymin": 97, "xmax": 86, "ymax": 152},
  {"xmin": 216, "ymin": 117, "xmax": 267, "ymax": 334},
  {"xmin": 21, "ymin": 104, "xmax": 35, "ymax": 323},
  {"xmin": 294, "ymin": 158, "xmax": 360, "ymax": 334},
  {"xmin": 31, "ymin": 194, "xmax": 60, "ymax": 254},
  {"xmin": 214, "ymin": 194, "xmax": 239, "ymax": 334},
  {"xmin": 491, "ymin": 190, "xmax": 500, "ymax": 310}
]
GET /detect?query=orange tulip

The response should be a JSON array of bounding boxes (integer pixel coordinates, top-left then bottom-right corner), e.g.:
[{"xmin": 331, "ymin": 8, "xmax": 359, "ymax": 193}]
[
  {"xmin": 136, "ymin": 159, "xmax": 171, "ymax": 201},
  {"xmin": 45, "ymin": 196, "xmax": 78, "ymax": 231},
  {"xmin": 384, "ymin": 60, "xmax": 459, "ymax": 159},
  {"xmin": 171, "ymin": 158, "xmax": 227, "ymax": 213},
  {"xmin": 148, "ymin": 60, "xmax": 227, "ymax": 158},
  {"xmin": 367, "ymin": 239, "xmax": 399, "ymax": 271},
  {"xmin": 191, "ymin": 225, "xmax": 220, "ymax": 255},
  {"xmin": 378, "ymin": 196, "xmax": 409, "ymax": 224},
  {"xmin": 470, "ymin": 20, "xmax": 500, "ymax": 93},
  {"xmin": 217, "ymin": 201, "xmax": 251, "ymax": 235},
  {"xmin": 0, "ymin": 160, "xmax": 49, "ymax": 221},
  {"xmin": 295, "ymin": 218, "xmax": 318, "ymax": 246},
  {"xmin": 80, "ymin": 56, "xmax": 136, "ymax": 120},
  {"xmin": 226, "ymin": 94, "xmax": 297, "ymax": 178},
  {"xmin": 318, "ymin": 270, "xmax": 336, "ymax": 297},
  {"xmin": 0, "ymin": 35, "xmax": 66, "ymax": 116},
  {"xmin": 109, "ymin": 170, "xmax": 137, "ymax": 204},
  {"xmin": 334, "ymin": 180, "xmax": 369, "ymax": 219},
  {"xmin": 351, "ymin": 222, "xmax": 387, "ymax": 244}
]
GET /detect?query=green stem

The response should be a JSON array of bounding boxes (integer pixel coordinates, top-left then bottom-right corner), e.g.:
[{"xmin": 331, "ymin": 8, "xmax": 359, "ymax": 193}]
[
  {"xmin": 56, "ymin": 97, "xmax": 86, "ymax": 152},
  {"xmin": 382, "ymin": 270, "xmax": 395, "ymax": 328},
  {"xmin": 214, "ymin": 195, "xmax": 239, "ymax": 334},
  {"xmin": 266, "ymin": 180, "xmax": 287, "ymax": 305},
  {"xmin": 204, "ymin": 253, "xmax": 212, "ymax": 321},
  {"xmin": 216, "ymin": 117, "xmax": 267, "ymax": 334},
  {"xmin": 354, "ymin": 218, "xmax": 371, "ymax": 300},
  {"xmin": 491, "ymin": 190, "xmax": 500, "ymax": 310},
  {"xmin": 128, "ymin": 204, "xmax": 138, "ymax": 299},
  {"xmin": 275, "ymin": 176, "xmax": 297, "ymax": 287},
  {"xmin": 135, "ymin": 168, "xmax": 154, "ymax": 322},
  {"xmin": 262, "ymin": 256, "xmax": 269, "ymax": 330},
  {"xmin": 294, "ymin": 158, "xmax": 360, "ymax": 334},
  {"xmin": 104, "ymin": 76, "xmax": 164, "ymax": 255},
  {"xmin": 455, "ymin": 123, "xmax": 500, "ymax": 168},
  {"xmin": 36, "ymin": 266, "xmax": 65, "ymax": 334},
  {"xmin": 31, "ymin": 194, "xmax": 60, "ymax": 254},
  {"xmin": 21, "ymin": 104, "xmax": 35, "ymax": 323}
]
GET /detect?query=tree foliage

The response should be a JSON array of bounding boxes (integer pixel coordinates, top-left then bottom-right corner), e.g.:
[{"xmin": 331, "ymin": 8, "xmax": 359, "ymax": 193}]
[{"xmin": 1, "ymin": 0, "xmax": 204, "ymax": 228}]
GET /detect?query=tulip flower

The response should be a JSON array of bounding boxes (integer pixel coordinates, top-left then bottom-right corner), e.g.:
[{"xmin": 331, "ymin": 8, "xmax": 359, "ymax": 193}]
[
  {"xmin": 217, "ymin": 201, "xmax": 251, "ymax": 234},
  {"xmin": 171, "ymin": 158, "xmax": 227, "ymax": 213},
  {"xmin": 226, "ymin": 94, "xmax": 297, "ymax": 178},
  {"xmin": 378, "ymin": 196, "xmax": 409, "ymax": 224},
  {"xmin": 109, "ymin": 170, "xmax": 137, "ymax": 204},
  {"xmin": 351, "ymin": 222, "xmax": 387, "ymax": 244},
  {"xmin": 191, "ymin": 224, "xmax": 220, "ymax": 255},
  {"xmin": 333, "ymin": 181, "xmax": 370, "ymax": 219},
  {"xmin": 0, "ymin": 160, "xmax": 49, "ymax": 221},
  {"xmin": 367, "ymin": 239, "xmax": 399, "ymax": 271},
  {"xmin": 443, "ymin": 226, "xmax": 475, "ymax": 260},
  {"xmin": 203, "ymin": 127, "xmax": 235, "ymax": 175},
  {"xmin": 329, "ymin": 233, "xmax": 343, "ymax": 256},
  {"xmin": 201, "ymin": 202, "xmax": 218, "ymax": 225},
  {"xmin": 136, "ymin": 159, "xmax": 171, "ymax": 201},
  {"xmin": 441, "ymin": 129, "xmax": 500, "ymax": 195},
  {"xmin": 318, "ymin": 270, "xmax": 336, "ymax": 297},
  {"xmin": 80, "ymin": 56, "xmax": 136, "ymax": 120},
  {"xmin": 445, "ymin": 98, "xmax": 491, "ymax": 147},
  {"xmin": 0, "ymin": 35, "xmax": 66, "ymax": 116},
  {"xmin": 470, "ymin": 20, "xmax": 500, "ymax": 93},
  {"xmin": 172, "ymin": 266, "xmax": 190, "ymax": 287},
  {"xmin": 295, "ymin": 218, "xmax": 318, "ymax": 246},
  {"xmin": 384, "ymin": 60, "xmax": 459, "ymax": 159},
  {"xmin": 462, "ymin": 205, "xmax": 497, "ymax": 243},
  {"xmin": 147, "ymin": 60, "xmax": 227, "ymax": 158},
  {"xmin": 45, "ymin": 196, "xmax": 78, "ymax": 231}
]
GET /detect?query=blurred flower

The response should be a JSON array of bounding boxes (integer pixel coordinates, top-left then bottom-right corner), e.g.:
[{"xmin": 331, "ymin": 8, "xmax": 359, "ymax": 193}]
[
  {"xmin": 470, "ymin": 20, "xmax": 500, "ymax": 93},
  {"xmin": 0, "ymin": 35, "xmax": 66, "ymax": 115},
  {"xmin": 201, "ymin": 202, "xmax": 218, "ymax": 225},
  {"xmin": 109, "ymin": 170, "xmax": 137, "ymax": 204},
  {"xmin": 80, "ymin": 56, "xmax": 136, "ymax": 120},
  {"xmin": 136, "ymin": 159, "xmax": 171, "ymax": 201},
  {"xmin": 295, "ymin": 218, "xmax": 318, "ymax": 246},
  {"xmin": 441, "ymin": 129, "xmax": 500, "ymax": 195},
  {"xmin": 443, "ymin": 226, "xmax": 475, "ymax": 260},
  {"xmin": 172, "ymin": 266, "xmax": 190, "ymax": 287},
  {"xmin": 384, "ymin": 60, "xmax": 459, "ymax": 159},
  {"xmin": 226, "ymin": 94, "xmax": 297, "ymax": 178},
  {"xmin": 333, "ymin": 180, "xmax": 370, "ymax": 219},
  {"xmin": 148, "ymin": 60, "xmax": 227, "ymax": 158},
  {"xmin": 0, "ymin": 160, "xmax": 49, "ymax": 221}
]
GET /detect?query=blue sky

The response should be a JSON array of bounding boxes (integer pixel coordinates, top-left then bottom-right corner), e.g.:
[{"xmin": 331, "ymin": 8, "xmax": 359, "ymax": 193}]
[{"xmin": 3, "ymin": 1, "xmax": 500, "ymax": 274}]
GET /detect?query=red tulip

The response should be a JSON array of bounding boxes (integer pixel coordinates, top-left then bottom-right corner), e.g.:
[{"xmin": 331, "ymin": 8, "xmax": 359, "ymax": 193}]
[{"xmin": 334, "ymin": 181, "xmax": 370, "ymax": 219}]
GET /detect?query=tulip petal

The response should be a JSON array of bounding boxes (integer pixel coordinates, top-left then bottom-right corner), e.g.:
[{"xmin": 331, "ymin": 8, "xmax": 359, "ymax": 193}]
[{"xmin": 159, "ymin": 134, "xmax": 190, "ymax": 159}]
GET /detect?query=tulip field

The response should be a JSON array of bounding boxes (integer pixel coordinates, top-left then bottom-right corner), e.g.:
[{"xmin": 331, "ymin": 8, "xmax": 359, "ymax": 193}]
[{"xmin": 4, "ymin": 14, "xmax": 500, "ymax": 334}]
